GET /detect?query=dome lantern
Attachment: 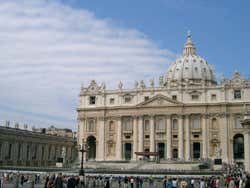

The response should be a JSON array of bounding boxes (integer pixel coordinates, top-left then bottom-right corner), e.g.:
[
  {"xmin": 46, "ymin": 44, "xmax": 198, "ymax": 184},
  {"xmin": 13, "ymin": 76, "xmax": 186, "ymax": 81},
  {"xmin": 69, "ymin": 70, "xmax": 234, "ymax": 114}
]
[{"xmin": 183, "ymin": 31, "xmax": 196, "ymax": 56}]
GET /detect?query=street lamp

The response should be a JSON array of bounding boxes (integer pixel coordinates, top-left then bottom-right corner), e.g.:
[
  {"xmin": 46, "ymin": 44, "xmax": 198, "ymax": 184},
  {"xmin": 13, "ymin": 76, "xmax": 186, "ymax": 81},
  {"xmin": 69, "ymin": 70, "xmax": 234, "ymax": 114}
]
[{"xmin": 78, "ymin": 142, "xmax": 88, "ymax": 176}]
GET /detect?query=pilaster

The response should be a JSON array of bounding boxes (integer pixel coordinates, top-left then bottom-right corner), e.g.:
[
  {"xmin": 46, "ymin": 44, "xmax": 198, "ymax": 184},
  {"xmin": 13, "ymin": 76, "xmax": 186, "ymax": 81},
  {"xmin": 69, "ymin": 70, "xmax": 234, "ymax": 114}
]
[
  {"xmin": 116, "ymin": 116, "xmax": 122, "ymax": 160},
  {"xmin": 149, "ymin": 115, "xmax": 155, "ymax": 160},
  {"xmin": 166, "ymin": 115, "xmax": 172, "ymax": 159},
  {"xmin": 178, "ymin": 115, "xmax": 184, "ymax": 160}
]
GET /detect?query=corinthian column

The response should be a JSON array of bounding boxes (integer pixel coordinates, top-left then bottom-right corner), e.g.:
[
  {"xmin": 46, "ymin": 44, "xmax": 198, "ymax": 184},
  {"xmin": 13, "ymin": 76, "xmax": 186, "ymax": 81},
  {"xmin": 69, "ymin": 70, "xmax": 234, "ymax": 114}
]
[
  {"xmin": 150, "ymin": 115, "xmax": 155, "ymax": 160},
  {"xmin": 132, "ymin": 116, "xmax": 138, "ymax": 160},
  {"xmin": 202, "ymin": 114, "xmax": 208, "ymax": 159},
  {"xmin": 166, "ymin": 115, "xmax": 172, "ymax": 159},
  {"xmin": 185, "ymin": 115, "xmax": 190, "ymax": 161},
  {"xmin": 219, "ymin": 113, "xmax": 229, "ymax": 163},
  {"xmin": 138, "ymin": 116, "xmax": 144, "ymax": 159},
  {"xmin": 116, "ymin": 117, "xmax": 122, "ymax": 160},
  {"xmin": 178, "ymin": 115, "xmax": 184, "ymax": 160},
  {"xmin": 97, "ymin": 117, "xmax": 105, "ymax": 161}
]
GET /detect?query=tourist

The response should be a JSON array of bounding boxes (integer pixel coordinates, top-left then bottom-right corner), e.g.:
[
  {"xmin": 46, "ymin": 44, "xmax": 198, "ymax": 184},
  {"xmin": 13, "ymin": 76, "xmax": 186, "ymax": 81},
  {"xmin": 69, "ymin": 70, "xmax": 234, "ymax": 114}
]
[
  {"xmin": 166, "ymin": 178, "xmax": 172, "ymax": 188},
  {"xmin": 14, "ymin": 173, "xmax": 20, "ymax": 188},
  {"xmin": 67, "ymin": 176, "xmax": 76, "ymax": 188},
  {"xmin": 172, "ymin": 178, "xmax": 178, "ymax": 188},
  {"xmin": 20, "ymin": 175, "xmax": 24, "ymax": 187},
  {"xmin": 130, "ymin": 177, "xmax": 134, "ymax": 188},
  {"xmin": 0, "ymin": 173, "xmax": 3, "ymax": 188},
  {"xmin": 148, "ymin": 176, "xmax": 154, "ymax": 188},
  {"xmin": 180, "ymin": 179, "xmax": 188, "ymax": 188},
  {"xmin": 118, "ymin": 176, "xmax": 122, "ymax": 188},
  {"xmin": 124, "ymin": 176, "xmax": 129, "ymax": 188},
  {"xmin": 239, "ymin": 176, "xmax": 243, "ymax": 188},
  {"xmin": 199, "ymin": 178, "xmax": 205, "ymax": 188},
  {"xmin": 228, "ymin": 177, "xmax": 235, "ymax": 188},
  {"xmin": 47, "ymin": 177, "xmax": 54, "ymax": 188},
  {"xmin": 54, "ymin": 173, "xmax": 63, "ymax": 188},
  {"xmin": 105, "ymin": 177, "xmax": 110, "ymax": 188},
  {"xmin": 75, "ymin": 176, "xmax": 80, "ymax": 188}
]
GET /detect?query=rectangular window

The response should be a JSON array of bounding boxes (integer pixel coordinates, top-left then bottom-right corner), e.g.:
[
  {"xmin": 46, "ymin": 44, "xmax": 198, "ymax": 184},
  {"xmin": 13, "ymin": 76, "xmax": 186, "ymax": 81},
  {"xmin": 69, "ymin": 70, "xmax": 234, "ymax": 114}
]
[
  {"xmin": 235, "ymin": 117, "xmax": 242, "ymax": 129},
  {"xmin": 125, "ymin": 135, "xmax": 131, "ymax": 139},
  {"xmin": 211, "ymin": 94, "xmax": 217, "ymax": 100},
  {"xmin": 234, "ymin": 90, "xmax": 241, "ymax": 99},
  {"xmin": 192, "ymin": 116, "xmax": 200, "ymax": 129},
  {"xmin": 156, "ymin": 118, "xmax": 165, "ymax": 130},
  {"xmin": 124, "ymin": 96, "xmax": 131, "ymax": 103},
  {"xmin": 89, "ymin": 96, "xmax": 96, "ymax": 105},
  {"xmin": 144, "ymin": 120, "xmax": 150, "ymax": 131},
  {"xmin": 109, "ymin": 98, "xmax": 115, "ymax": 104},
  {"xmin": 145, "ymin": 135, "xmax": 150, "ymax": 139},
  {"xmin": 172, "ymin": 95, "xmax": 177, "ymax": 100},
  {"xmin": 123, "ymin": 118, "xmax": 132, "ymax": 131},
  {"xmin": 173, "ymin": 135, "xmax": 178, "ymax": 138},
  {"xmin": 194, "ymin": 135, "xmax": 199, "ymax": 138},
  {"xmin": 88, "ymin": 120, "xmax": 95, "ymax": 132},
  {"xmin": 144, "ymin": 96, "xmax": 149, "ymax": 101},
  {"xmin": 192, "ymin": 95, "xmax": 199, "ymax": 100}
]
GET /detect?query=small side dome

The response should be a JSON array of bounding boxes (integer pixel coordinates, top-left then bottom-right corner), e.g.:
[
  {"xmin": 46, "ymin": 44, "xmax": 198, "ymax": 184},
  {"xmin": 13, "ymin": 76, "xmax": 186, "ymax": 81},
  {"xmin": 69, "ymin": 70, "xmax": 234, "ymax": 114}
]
[{"xmin": 165, "ymin": 33, "xmax": 217, "ymax": 86}]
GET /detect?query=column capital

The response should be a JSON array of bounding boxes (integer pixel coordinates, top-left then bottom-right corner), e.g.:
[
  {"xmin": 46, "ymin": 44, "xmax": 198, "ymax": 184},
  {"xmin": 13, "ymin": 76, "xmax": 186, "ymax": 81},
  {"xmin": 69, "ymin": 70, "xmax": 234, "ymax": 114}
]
[
  {"xmin": 98, "ymin": 116, "xmax": 106, "ymax": 121},
  {"xmin": 201, "ymin": 114, "xmax": 210, "ymax": 119}
]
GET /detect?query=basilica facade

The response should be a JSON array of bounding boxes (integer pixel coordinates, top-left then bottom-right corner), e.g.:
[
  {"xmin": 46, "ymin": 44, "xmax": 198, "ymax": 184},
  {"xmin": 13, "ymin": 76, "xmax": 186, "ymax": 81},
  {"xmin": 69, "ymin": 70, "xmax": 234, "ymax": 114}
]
[{"xmin": 77, "ymin": 35, "xmax": 250, "ymax": 169}]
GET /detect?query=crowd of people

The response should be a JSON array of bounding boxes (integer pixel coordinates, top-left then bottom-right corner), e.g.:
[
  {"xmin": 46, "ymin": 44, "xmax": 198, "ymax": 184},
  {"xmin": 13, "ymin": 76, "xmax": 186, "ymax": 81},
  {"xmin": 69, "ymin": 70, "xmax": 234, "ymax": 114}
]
[{"xmin": 1, "ymin": 171, "xmax": 250, "ymax": 188}]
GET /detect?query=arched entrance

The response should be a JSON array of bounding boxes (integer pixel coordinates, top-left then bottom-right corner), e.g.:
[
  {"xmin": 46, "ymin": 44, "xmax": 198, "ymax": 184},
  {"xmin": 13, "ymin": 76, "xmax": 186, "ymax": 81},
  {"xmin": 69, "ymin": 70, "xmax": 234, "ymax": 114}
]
[
  {"xmin": 86, "ymin": 136, "xmax": 96, "ymax": 160},
  {"xmin": 157, "ymin": 143, "xmax": 165, "ymax": 159},
  {"xmin": 233, "ymin": 134, "xmax": 244, "ymax": 159}
]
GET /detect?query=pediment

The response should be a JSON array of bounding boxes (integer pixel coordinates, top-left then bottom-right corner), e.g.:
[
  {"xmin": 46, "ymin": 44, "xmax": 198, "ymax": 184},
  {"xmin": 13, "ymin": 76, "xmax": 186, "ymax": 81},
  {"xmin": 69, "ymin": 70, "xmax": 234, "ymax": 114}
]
[{"xmin": 137, "ymin": 94, "xmax": 183, "ymax": 107}]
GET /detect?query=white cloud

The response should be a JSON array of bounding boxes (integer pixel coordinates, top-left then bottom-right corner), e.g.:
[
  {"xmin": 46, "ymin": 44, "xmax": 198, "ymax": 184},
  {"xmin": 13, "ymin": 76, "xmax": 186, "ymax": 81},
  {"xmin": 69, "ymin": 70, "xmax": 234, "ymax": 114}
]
[{"xmin": 0, "ymin": 0, "xmax": 176, "ymax": 130}]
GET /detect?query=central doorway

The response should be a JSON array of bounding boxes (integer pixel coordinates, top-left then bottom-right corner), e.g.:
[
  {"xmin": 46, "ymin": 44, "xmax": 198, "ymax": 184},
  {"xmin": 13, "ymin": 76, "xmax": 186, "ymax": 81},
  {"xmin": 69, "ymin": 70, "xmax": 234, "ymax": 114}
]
[
  {"xmin": 193, "ymin": 142, "xmax": 200, "ymax": 159},
  {"xmin": 157, "ymin": 143, "xmax": 165, "ymax": 159},
  {"xmin": 124, "ymin": 143, "xmax": 132, "ymax": 160}
]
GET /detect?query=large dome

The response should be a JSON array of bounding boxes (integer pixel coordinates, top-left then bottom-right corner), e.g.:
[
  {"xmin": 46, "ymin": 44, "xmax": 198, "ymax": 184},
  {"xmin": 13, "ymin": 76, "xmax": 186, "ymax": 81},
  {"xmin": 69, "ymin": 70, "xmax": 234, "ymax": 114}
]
[{"xmin": 165, "ymin": 34, "xmax": 217, "ymax": 87}]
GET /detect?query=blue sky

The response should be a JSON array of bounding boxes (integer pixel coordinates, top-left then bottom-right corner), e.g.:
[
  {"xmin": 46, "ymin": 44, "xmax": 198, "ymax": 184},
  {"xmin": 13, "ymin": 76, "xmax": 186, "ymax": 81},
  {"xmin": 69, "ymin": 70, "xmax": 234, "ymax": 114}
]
[
  {"xmin": 0, "ymin": 0, "xmax": 249, "ymax": 130},
  {"xmin": 65, "ymin": 0, "xmax": 250, "ymax": 77}
]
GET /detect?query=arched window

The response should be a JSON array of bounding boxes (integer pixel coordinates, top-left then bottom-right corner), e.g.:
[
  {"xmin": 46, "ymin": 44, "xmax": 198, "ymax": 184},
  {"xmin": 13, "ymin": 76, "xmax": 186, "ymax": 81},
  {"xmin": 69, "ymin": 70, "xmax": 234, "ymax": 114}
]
[
  {"xmin": 172, "ymin": 119, "xmax": 178, "ymax": 130},
  {"xmin": 88, "ymin": 119, "xmax": 95, "ymax": 132},
  {"xmin": 192, "ymin": 116, "xmax": 200, "ymax": 129},
  {"xmin": 211, "ymin": 118, "xmax": 218, "ymax": 129},
  {"xmin": 233, "ymin": 134, "xmax": 244, "ymax": 159}
]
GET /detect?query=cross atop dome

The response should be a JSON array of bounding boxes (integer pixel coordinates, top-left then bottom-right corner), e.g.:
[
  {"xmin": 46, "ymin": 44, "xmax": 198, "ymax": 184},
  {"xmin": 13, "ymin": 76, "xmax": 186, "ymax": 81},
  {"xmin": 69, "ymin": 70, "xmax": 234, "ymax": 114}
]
[{"xmin": 183, "ymin": 31, "xmax": 196, "ymax": 56}]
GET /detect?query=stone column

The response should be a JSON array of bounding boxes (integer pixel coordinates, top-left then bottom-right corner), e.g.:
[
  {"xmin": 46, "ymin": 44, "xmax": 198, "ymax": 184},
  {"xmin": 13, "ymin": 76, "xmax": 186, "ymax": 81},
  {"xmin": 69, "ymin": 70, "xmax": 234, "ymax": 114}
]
[
  {"xmin": 116, "ymin": 117, "xmax": 122, "ymax": 160},
  {"xmin": 97, "ymin": 117, "xmax": 105, "ymax": 161},
  {"xmin": 178, "ymin": 115, "xmax": 184, "ymax": 160},
  {"xmin": 138, "ymin": 116, "xmax": 144, "ymax": 159},
  {"xmin": 244, "ymin": 130, "xmax": 250, "ymax": 172},
  {"xmin": 150, "ymin": 115, "xmax": 155, "ymax": 160},
  {"xmin": 202, "ymin": 115, "xmax": 208, "ymax": 159},
  {"xmin": 166, "ymin": 115, "xmax": 172, "ymax": 160},
  {"xmin": 185, "ymin": 115, "xmax": 191, "ymax": 161},
  {"xmin": 132, "ymin": 116, "xmax": 138, "ymax": 160},
  {"xmin": 219, "ymin": 113, "xmax": 229, "ymax": 163}
]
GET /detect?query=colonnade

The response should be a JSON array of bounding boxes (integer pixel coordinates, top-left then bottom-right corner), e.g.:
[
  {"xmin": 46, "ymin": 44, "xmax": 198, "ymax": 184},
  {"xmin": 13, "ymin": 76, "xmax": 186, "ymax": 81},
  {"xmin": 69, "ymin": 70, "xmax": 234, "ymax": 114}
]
[{"xmin": 96, "ymin": 114, "xmax": 214, "ymax": 161}]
